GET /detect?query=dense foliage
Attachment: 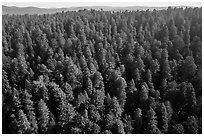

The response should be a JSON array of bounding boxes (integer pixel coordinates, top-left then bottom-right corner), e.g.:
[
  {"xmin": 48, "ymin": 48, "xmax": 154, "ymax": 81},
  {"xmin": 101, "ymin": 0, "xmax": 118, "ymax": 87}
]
[{"xmin": 2, "ymin": 7, "xmax": 202, "ymax": 134}]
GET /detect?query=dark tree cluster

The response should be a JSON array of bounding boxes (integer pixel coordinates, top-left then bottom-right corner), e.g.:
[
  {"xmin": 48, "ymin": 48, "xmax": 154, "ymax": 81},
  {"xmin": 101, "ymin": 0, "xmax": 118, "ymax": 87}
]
[{"xmin": 2, "ymin": 7, "xmax": 202, "ymax": 134}]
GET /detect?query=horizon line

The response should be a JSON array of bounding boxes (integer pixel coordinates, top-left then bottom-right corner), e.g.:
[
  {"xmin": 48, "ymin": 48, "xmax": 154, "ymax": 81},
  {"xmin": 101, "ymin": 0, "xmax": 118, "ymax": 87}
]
[
  {"xmin": 2, "ymin": 2, "xmax": 202, "ymax": 9},
  {"xmin": 2, "ymin": 5, "xmax": 201, "ymax": 9}
]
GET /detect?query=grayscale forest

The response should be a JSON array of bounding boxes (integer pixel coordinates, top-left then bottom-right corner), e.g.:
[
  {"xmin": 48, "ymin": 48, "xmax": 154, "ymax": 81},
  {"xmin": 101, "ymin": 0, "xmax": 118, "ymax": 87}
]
[{"xmin": 2, "ymin": 7, "xmax": 202, "ymax": 134}]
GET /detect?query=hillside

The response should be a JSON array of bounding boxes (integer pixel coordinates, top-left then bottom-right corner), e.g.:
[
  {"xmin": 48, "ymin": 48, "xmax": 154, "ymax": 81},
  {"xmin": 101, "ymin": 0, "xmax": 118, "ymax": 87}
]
[{"xmin": 2, "ymin": 5, "xmax": 169, "ymax": 15}]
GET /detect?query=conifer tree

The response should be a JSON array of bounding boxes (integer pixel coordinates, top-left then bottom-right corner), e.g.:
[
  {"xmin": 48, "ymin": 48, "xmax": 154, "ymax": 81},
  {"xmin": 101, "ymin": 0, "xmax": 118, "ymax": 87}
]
[
  {"xmin": 16, "ymin": 110, "xmax": 31, "ymax": 134},
  {"xmin": 37, "ymin": 99, "xmax": 50, "ymax": 133},
  {"xmin": 145, "ymin": 107, "xmax": 161, "ymax": 134},
  {"xmin": 157, "ymin": 103, "xmax": 168, "ymax": 133}
]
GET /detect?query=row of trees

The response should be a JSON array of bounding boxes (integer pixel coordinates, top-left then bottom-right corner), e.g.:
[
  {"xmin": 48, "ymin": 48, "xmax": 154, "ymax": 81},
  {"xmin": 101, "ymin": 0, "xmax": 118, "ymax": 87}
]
[{"xmin": 2, "ymin": 7, "xmax": 202, "ymax": 134}]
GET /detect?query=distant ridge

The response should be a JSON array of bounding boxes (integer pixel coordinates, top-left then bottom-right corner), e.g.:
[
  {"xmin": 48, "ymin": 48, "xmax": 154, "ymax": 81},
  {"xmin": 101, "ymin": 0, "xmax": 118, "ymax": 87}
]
[
  {"xmin": 2, "ymin": 5, "xmax": 69, "ymax": 15},
  {"xmin": 2, "ymin": 5, "xmax": 191, "ymax": 15}
]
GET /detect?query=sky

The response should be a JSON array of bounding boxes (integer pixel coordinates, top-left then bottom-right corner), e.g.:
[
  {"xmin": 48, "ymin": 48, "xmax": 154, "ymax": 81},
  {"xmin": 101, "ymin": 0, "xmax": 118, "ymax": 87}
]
[{"xmin": 2, "ymin": 0, "xmax": 202, "ymax": 8}]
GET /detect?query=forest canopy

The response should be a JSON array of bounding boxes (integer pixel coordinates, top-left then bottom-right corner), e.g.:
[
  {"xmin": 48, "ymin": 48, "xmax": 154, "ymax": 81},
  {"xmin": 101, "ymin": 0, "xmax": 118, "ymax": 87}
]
[{"xmin": 2, "ymin": 7, "xmax": 202, "ymax": 134}]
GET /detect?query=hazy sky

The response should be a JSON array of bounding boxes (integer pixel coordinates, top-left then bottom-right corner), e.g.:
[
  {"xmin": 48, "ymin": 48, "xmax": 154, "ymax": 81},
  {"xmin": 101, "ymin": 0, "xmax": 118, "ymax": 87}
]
[{"xmin": 3, "ymin": 2, "xmax": 202, "ymax": 8}]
